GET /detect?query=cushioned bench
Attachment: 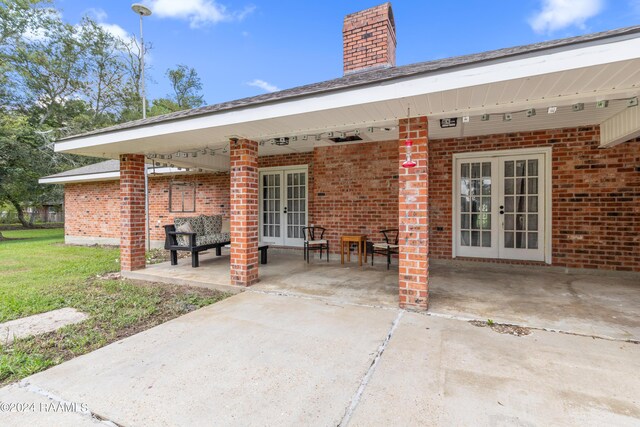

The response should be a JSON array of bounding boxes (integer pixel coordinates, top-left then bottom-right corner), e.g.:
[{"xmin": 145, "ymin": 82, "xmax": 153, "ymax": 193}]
[{"xmin": 164, "ymin": 215, "xmax": 231, "ymax": 268}]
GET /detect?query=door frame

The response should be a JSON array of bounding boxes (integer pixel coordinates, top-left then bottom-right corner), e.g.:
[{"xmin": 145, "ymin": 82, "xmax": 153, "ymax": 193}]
[
  {"xmin": 451, "ymin": 147, "xmax": 552, "ymax": 264},
  {"xmin": 258, "ymin": 164, "xmax": 309, "ymax": 247}
]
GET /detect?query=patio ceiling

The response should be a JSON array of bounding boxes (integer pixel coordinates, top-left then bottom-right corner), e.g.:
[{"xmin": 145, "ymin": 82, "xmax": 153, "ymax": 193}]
[{"xmin": 54, "ymin": 32, "xmax": 640, "ymax": 172}]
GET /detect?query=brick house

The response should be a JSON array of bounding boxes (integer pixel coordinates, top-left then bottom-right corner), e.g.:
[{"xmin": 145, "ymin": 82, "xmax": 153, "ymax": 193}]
[{"xmin": 41, "ymin": 3, "xmax": 640, "ymax": 310}]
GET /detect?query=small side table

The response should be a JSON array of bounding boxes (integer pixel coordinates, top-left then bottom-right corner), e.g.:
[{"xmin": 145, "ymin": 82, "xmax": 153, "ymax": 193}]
[{"xmin": 340, "ymin": 235, "xmax": 367, "ymax": 266}]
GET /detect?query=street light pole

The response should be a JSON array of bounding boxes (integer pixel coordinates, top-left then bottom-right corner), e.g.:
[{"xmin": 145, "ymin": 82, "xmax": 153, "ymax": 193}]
[{"xmin": 131, "ymin": 3, "xmax": 152, "ymax": 119}]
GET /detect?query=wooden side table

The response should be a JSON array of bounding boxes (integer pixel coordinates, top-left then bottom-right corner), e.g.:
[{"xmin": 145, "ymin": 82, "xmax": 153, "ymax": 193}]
[{"xmin": 340, "ymin": 235, "xmax": 367, "ymax": 266}]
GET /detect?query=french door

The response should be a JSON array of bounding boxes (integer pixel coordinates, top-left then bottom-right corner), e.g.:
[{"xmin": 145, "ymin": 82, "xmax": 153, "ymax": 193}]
[
  {"xmin": 259, "ymin": 168, "xmax": 308, "ymax": 247},
  {"xmin": 454, "ymin": 150, "xmax": 548, "ymax": 262}
]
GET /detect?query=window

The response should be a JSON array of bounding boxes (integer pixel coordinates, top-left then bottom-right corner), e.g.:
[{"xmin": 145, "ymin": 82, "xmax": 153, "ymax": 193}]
[{"xmin": 169, "ymin": 181, "xmax": 196, "ymax": 213}]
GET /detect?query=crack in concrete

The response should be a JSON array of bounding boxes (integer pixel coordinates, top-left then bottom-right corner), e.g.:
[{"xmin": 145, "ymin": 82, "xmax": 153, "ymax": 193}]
[
  {"xmin": 426, "ymin": 311, "xmax": 640, "ymax": 344},
  {"xmin": 18, "ymin": 380, "xmax": 123, "ymax": 426},
  {"xmin": 337, "ymin": 310, "xmax": 404, "ymax": 427}
]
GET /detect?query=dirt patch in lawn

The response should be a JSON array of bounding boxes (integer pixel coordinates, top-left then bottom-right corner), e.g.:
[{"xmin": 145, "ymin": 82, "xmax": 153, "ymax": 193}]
[{"xmin": 146, "ymin": 248, "xmax": 190, "ymax": 264}]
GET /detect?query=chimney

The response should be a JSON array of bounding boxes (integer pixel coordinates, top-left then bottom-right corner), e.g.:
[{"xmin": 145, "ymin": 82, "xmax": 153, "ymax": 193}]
[{"xmin": 343, "ymin": 3, "xmax": 396, "ymax": 75}]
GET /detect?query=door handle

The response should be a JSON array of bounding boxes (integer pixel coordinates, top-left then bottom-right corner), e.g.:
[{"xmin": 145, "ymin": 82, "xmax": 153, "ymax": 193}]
[
  {"xmin": 499, "ymin": 205, "xmax": 504, "ymax": 215},
  {"xmin": 284, "ymin": 207, "xmax": 288, "ymax": 214}
]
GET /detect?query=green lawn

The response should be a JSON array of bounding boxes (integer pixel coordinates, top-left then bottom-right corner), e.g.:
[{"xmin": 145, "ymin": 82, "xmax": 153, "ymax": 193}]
[{"xmin": 0, "ymin": 228, "xmax": 229, "ymax": 385}]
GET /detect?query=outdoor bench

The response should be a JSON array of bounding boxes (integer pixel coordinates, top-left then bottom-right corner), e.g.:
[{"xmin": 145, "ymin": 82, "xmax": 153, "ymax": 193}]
[{"xmin": 164, "ymin": 215, "xmax": 230, "ymax": 268}]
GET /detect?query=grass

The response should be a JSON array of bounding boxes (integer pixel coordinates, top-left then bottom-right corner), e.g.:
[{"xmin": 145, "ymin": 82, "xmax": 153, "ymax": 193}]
[{"xmin": 0, "ymin": 228, "xmax": 230, "ymax": 385}]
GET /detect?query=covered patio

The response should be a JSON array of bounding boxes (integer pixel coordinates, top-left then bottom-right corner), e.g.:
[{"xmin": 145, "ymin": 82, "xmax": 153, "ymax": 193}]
[
  {"xmin": 51, "ymin": 17, "xmax": 640, "ymax": 312},
  {"xmin": 125, "ymin": 250, "xmax": 640, "ymax": 341}
]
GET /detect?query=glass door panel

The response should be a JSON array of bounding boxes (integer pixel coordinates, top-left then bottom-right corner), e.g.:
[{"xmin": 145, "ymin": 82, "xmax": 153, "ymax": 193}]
[
  {"xmin": 456, "ymin": 159, "xmax": 498, "ymax": 258},
  {"xmin": 259, "ymin": 168, "xmax": 308, "ymax": 247},
  {"xmin": 284, "ymin": 171, "xmax": 306, "ymax": 246},
  {"xmin": 455, "ymin": 152, "xmax": 546, "ymax": 262},
  {"xmin": 498, "ymin": 154, "xmax": 545, "ymax": 261},
  {"xmin": 260, "ymin": 172, "xmax": 283, "ymax": 245}
]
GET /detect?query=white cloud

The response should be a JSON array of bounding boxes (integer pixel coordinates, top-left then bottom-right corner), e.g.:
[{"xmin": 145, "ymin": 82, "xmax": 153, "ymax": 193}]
[
  {"xmin": 148, "ymin": 0, "xmax": 255, "ymax": 28},
  {"xmin": 529, "ymin": 0, "xmax": 604, "ymax": 34},
  {"xmin": 83, "ymin": 8, "xmax": 131, "ymax": 42},
  {"xmin": 99, "ymin": 22, "xmax": 131, "ymax": 42},
  {"xmin": 247, "ymin": 79, "xmax": 280, "ymax": 93}
]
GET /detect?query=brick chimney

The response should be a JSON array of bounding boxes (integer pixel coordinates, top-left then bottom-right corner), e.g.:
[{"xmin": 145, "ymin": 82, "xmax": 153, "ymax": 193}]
[{"xmin": 343, "ymin": 3, "xmax": 396, "ymax": 75}]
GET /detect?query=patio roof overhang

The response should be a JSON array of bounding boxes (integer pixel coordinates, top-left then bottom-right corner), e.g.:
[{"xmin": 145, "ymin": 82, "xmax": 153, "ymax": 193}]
[{"xmin": 54, "ymin": 30, "xmax": 640, "ymax": 172}]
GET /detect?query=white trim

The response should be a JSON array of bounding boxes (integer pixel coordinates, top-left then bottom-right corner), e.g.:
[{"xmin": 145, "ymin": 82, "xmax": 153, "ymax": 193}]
[
  {"xmin": 39, "ymin": 171, "xmax": 120, "ymax": 184},
  {"xmin": 451, "ymin": 147, "xmax": 552, "ymax": 264},
  {"xmin": 54, "ymin": 35, "xmax": 640, "ymax": 153},
  {"xmin": 259, "ymin": 164, "xmax": 310, "ymax": 172},
  {"xmin": 39, "ymin": 167, "xmax": 194, "ymax": 185},
  {"xmin": 258, "ymin": 165, "xmax": 309, "ymax": 247}
]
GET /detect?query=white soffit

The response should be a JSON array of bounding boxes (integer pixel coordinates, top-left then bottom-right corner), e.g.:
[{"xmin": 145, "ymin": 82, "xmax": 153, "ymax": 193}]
[{"xmin": 55, "ymin": 34, "xmax": 640, "ymax": 157}]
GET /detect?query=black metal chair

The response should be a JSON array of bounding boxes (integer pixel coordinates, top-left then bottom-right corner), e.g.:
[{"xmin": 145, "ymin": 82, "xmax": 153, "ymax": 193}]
[
  {"xmin": 302, "ymin": 226, "xmax": 329, "ymax": 263},
  {"xmin": 369, "ymin": 229, "xmax": 399, "ymax": 269}
]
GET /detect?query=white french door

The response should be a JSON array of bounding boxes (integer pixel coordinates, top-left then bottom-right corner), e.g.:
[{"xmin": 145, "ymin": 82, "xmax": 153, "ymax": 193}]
[
  {"xmin": 259, "ymin": 167, "xmax": 308, "ymax": 247},
  {"xmin": 454, "ymin": 150, "xmax": 549, "ymax": 262}
]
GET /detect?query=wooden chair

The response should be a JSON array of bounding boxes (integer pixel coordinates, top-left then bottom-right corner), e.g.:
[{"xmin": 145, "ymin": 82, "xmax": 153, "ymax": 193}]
[
  {"xmin": 370, "ymin": 229, "xmax": 399, "ymax": 269},
  {"xmin": 302, "ymin": 226, "xmax": 329, "ymax": 263}
]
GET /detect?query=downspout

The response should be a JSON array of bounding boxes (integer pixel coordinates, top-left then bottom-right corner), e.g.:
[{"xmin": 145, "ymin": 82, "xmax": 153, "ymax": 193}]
[{"xmin": 145, "ymin": 165, "xmax": 150, "ymax": 251}]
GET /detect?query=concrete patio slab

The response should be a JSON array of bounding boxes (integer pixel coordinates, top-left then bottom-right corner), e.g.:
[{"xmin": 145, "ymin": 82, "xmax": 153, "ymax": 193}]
[
  {"xmin": 349, "ymin": 312, "xmax": 640, "ymax": 426},
  {"xmin": 1, "ymin": 291, "xmax": 639, "ymax": 426},
  {"xmin": 429, "ymin": 261, "xmax": 640, "ymax": 341},
  {"xmin": 1, "ymin": 292, "xmax": 398, "ymax": 427},
  {"xmin": 130, "ymin": 252, "xmax": 640, "ymax": 341},
  {"xmin": 126, "ymin": 251, "xmax": 399, "ymax": 308}
]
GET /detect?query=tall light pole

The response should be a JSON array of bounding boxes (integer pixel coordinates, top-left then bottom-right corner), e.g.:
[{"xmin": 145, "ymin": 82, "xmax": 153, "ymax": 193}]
[
  {"xmin": 132, "ymin": 4, "xmax": 152, "ymax": 251},
  {"xmin": 131, "ymin": 3, "xmax": 151, "ymax": 119}
]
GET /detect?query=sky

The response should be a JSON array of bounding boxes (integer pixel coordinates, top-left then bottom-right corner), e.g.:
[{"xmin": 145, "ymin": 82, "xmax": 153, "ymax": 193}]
[{"xmin": 54, "ymin": 0, "xmax": 640, "ymax": 106}]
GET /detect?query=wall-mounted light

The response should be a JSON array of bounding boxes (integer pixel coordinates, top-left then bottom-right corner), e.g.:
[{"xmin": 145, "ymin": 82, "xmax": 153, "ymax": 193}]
[
  {"xmin": 572, "ymin": 103, "xmax": 584, "ymax": 112},
  {"xmin": 503, "ymin": 113, "xmax": 513, "ymax": 122},
  {"xmin": 596, "ymin": 100, "xmax": 609, "ymax": 109},
  {"xmin": 526, "ymin": 108, "xmax": 536, "ymax": 117},
  {"xmin": 547, "ymin": 106, "xmax": 557, "ymax": 114},
  {"xmin": 481, "ymin": 114, "xmax": 490, "ymax": 121}
]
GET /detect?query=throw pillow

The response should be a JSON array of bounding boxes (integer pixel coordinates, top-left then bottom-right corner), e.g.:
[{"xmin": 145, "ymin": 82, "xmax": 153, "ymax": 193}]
[{"xmin": 175, "ymin": 221, "xmax": 194, "ymax": 246}]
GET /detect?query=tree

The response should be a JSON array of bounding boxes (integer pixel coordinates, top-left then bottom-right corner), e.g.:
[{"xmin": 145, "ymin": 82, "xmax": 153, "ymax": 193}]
[
  {"xmin": 80, "ymin": 18, "xmax": 127, "ymax": 126},
  {"xmin": 167, "ymin": 64, "xmax": 205, "ymax": 110}
]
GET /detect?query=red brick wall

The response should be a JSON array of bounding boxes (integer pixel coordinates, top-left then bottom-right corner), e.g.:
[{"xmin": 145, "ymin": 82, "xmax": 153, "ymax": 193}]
[
  {"xmin": 147, "ymin": 173, "xmax": 230, "ymax": 241},
  {"xmin": 230, "ymin": 139, "xmax": 259, "ymax": 286},
  {"xmin": 398, "ymin": 117, "xmax": 429, "ymax": 310},
  {"xmin": 429, "ymin": 127, "xmax": 640, "ymax": 272},
  {"xmin": 312, "ymin": 140, "xmax": 399, "ymax": 253},
  {"xmin": 343, "ymin": 3, "xmax": 396, "ymax": 74},
  {"xmin": 120, "ymin": 154, "xmax": 146, "ymax": 271},
  {"xmin": 64, "ymin": 128, "xmax": 639, "ymax": 272},
  {"xmin": 65, "ymin": 181, "xmax": 120, "ymax": 239}
]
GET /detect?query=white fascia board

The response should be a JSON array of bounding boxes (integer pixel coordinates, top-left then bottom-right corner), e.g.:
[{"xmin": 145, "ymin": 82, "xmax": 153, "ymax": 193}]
[
  {"xmin": 38, "ymin": 167, "xmax": 187, "ymax": 185},
  {"xmin": 39, "ymin": 171, "xmax": 120, "ymax": 184},
  {"xmin": 55, "ymin": 34, "xmax": 640, "ymax": 154},
  {"xmin": 600, "ymin": 105, "xmax": 640, "ymax": 148}
]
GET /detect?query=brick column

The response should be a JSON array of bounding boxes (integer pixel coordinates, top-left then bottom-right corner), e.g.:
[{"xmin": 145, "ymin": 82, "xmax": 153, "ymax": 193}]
[
  {"xmin": 120, "ymin": 154, "xmax": 146, "ymax": 271},
  {"xmin": 230, "ymin": 138, "xmax": 259, "ymax": 286},
  {"xmin": 398, "ymin": 116, "xmax": 429, "ymax": 310}
]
